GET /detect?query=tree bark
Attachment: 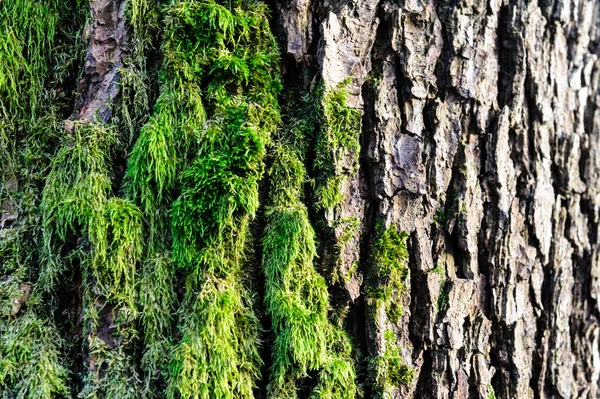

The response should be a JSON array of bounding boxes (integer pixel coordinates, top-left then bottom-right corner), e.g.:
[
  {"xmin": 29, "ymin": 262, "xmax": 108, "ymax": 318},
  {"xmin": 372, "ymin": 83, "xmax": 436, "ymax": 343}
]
[
  {"xmin": 77, "ymin": 0, "xmax": 128, "ymax": 122},
  {"xmin": 275, "ymin": 0, "xmax": 600, "ymax": 397}
]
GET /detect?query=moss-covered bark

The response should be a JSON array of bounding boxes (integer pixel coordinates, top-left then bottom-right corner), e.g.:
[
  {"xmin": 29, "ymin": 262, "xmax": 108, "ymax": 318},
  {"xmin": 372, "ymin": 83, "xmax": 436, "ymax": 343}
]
[{"xmin": 3, "ymin": 0, "xmax": 600, "ymax": 398}]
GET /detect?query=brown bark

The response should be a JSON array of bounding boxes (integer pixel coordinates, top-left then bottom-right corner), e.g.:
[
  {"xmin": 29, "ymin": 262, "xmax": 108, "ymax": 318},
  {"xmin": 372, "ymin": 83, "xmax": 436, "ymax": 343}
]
[
  {"xmin": 77, "ymin": 0, "xmax": 128, "ymax": 122},
  {"xmin": 275, "ymin": 0, "xmax": 600, "ymax": 397}
]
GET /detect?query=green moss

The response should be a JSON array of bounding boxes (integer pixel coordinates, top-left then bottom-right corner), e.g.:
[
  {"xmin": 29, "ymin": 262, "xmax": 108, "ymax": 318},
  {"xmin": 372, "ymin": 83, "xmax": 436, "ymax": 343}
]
[
  {"xmin": 139, "ymin": 252, "xmax": 176, "ymax": 394},
  {"xmin": 77, "ymin": 198, "xmax": 144, "ymax": 398},
  {"xmin": 78, "ymin": 289, "xmax": 141, "ymax": 399},
  {"xmin": 314, "ymin": 80, "xmax": 362, "ymax": 211},
  {"xmin": 261, "ymin": 90, "xmax": 357, "ymax": 398},
  {"xmin": 366, "ymin": 226, "xmax": 412, "ymax": 397},
  {"xmin": 155, "ymin": 0, "xmax": 281, "ymax": 397},
  {"xmin": 368, "ymin": 224, "xmax": 409, "ymax": 324},
  {"xmin": 337, "ymin": 217, "xmax": 361, "ymax": 247},
  {"xmin": 487, "ymin": 384, "xmax": 497, "ymax": 399},
  {"xmin": 0, "ymin": 313, "xmax": 70, "ymax": 398},
  {"xmin": 365, "ymin": 72, "xmax": 383, "ymax": 89},
  {"xmin": 311, "ymin": 80, "xmax": 363, "ymax": 293},
  {"xmin": 168, "ymin": 270, "xmax": 261, "ymax": 399},
  {"xmin": 370, "ymin": 330, "xmax": 414, "ymax": 398},
  {"xmin": 0, "ymin": 2, "xmax": 86, "ymax": 396},
  {"xmin": 436, "ymin": 280, "xmax": 449, "ymax": 313},
  {"xmin": 0, "ymin": 228, "xmax": 26, "ymax": 318},
  {"xmin": 332, "ymin": 216, "xmax": 361, "ymax": 284},
  {"xmin": 263, "ymin": 204, "xmax": 328, "ymax": 391},
  {"xmin": 40, "ymin": 121, "xmax": 144, "ymax": 396},
  {"xmin": 125, "ymin": 79, "xmax": 205, "ymax": 219},
  {"xmin": 39, "ymin": 122, "xmax": 116, "ymax": 291},
  {"xmin": 0, "ymin": 1, "xmax": 60, "ymax": 115},
  {"xmin": 430, "ymin": 262, "xmax": 449, "ymax": 313},
  {"xmin": 93, "ymin": 198, "xmax": 144, "ymax": 306}
]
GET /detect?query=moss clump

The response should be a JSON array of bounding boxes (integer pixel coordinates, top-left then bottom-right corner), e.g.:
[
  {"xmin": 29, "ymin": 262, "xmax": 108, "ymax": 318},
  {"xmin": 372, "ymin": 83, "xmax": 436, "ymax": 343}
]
[
  {"xmin": 93, "ymin": 198, "xmax": 144, "ymax": 306},
  {"xmin": 0, "ymin": 1, "xmax": 59, "ymax": 115},
  {"xmin": 40, "ymin": 122, "xmax": 116, "ymax": 291},
  {"xmin": 138, "ymin": 252, "xmax": 176, "ymax": 393},
  {"xmin": 78, "ymin": 198, "xmax": 143, "ymax": 399},
  {"xmin": 370, "ymin": 330, "xmax": 414, "ymax": 399},
  {"xmin": 368, "ymin": 224, "xmax": 409, "ymax": 324},
  {"xmin": 0, "ymin": 313, "xmax": 70, "ymax": 398},
  {"xmin": 117, "ymin": 0, "xmax": 160, "ymax": 145},
  {"xmin": 41, "ymin": 122, "xmax": 145, "ymax": 397},
  {"xmin": 0, "ymin": 1, "xmax": 86, "ymax": 396},
  {"xmin": 125, "ymin": 80, "xmax": 204, "ymax": 220},
  {"xmin": 314, "ymin": 80, "xmax": 362, "ymax": 211},
  {"xmin": 124, "ymin": 78, "xmax": 204, "ymax": 218},
  {"xmin": 366, "ymin": 225, "xmax": 412, "ymax": 397},
  {"xmin": 311, "ymin": 80, "xmax": 363, "ymax": 302},
  {"xmin": 262, "ymin": 91, "xmax": 357, "ymax": 397},
  {"xmin": 157, "ymin": 0, "xmax": 281, "ymax": 397}
]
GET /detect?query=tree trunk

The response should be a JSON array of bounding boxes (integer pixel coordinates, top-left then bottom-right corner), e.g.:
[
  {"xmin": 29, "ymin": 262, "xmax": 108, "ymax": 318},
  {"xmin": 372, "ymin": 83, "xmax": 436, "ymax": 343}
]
[{"xmin": 1, "ymin": 0, "xmax": 600, "ymax": 398}]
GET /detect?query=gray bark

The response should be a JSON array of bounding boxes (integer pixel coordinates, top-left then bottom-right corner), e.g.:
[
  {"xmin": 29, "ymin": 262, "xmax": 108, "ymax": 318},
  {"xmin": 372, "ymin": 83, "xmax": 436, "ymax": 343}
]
[
  {"xmin": 275, "ymin": 0, "xmax": 600, "ymax": 397},
  {"xmin": 77, "ymin": 0, "xmax": 128, "ymax": 122}
]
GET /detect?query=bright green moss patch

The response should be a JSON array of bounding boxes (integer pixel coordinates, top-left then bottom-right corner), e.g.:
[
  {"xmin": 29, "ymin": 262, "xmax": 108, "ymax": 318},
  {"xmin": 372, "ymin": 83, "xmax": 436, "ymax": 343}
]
[
  {"xmin": 168, "ymin": 271, "xmax": 261, "ymax": 399},
  {"xmin": 139, "ymin": 252, "xmax": 176, "ymax": 393},
  {"xmin": 94, "ymin": 198, "xmax": 143, "ymax": 306},
  {"xmin": 0, "ymin": 313, "xmax": 70, "ymax": 398},
  {"xmin": 430, "ymin": 263, "xmax": 449, "ymax": 313},
  {"xmin": 79, "ymin": 196, "xmax": 144, "ymax": 398},
  {"xmin": 367, "ymin": 226, "xmax": 412, "ymax": 397},
  {"xmin": 314, "ymin": 80, "xmax": 362, "ymax": 211},
  {"xmin": 311, "ymin": 80, "xmax": 363, "ymax": 305},
  {"xmin": 156, "ymin": 0, "xmax": 281, "ymax": 397},
  {"xmin": 368, "ymin": 224, "xmax": 409, "ymax": 324},
  {"xmin": 487, "ymin": 385, "xmax": 497, "ymax": 399},
  {"xmin": 40, "ymin": 122, "xmax": 115, "ymax": 291},
  {"xmin": 0, "ymin": 0, "xmax": 59, "ymax": 114},
  {"xmin": 263, "ymin": 204, "xmax": 328, "ymax": 380},
  {"xmin": 170, "ymin": 102, "xmax": 268, "ymax": 269},
  {"xmin": 262, "ymin": 91, "xmax": 357, "ymax": 398},
  {"xmin": 0, "ymin": 0, "xmax": 392, "ymax": 396},
  {"xmin": 125, "ymin": 83, "xmax": 204, "ymax": 217},
  {"xmin": 41, "ymin": 121, "xmax": 144, "ymax": 396},
  {"xmin": 370, "ymin": 330, "xmax": 414, "ymax": 398}
]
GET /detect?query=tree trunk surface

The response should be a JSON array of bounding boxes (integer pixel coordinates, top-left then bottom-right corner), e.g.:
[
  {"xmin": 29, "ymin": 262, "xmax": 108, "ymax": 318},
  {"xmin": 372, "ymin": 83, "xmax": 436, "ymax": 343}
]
[{"xmin": 1, "ymin": 0, "xmax": 600, "ymax": 398}]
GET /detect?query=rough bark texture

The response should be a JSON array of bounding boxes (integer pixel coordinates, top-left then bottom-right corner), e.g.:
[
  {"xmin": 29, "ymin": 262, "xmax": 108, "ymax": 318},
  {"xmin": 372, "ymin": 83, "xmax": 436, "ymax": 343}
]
[
  {"xmin": 276, "ymin": 0, "xmax": 600, "ymax": 397},
  {"xmin": 77, "ymin": 0, "xmax": 128, "ymax": 122}
]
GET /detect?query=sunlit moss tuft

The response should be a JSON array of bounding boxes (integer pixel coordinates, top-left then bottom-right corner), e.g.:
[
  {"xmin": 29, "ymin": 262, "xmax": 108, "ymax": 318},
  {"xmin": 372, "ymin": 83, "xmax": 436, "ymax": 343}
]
[
  {"xmin": 262, "ymin": 92, "xmax": 357, "ymax": 398},
  {"xmin": 370, "ymin": 330, "xmax": 415, "ymax": 398},
  {"xmin": 368, "ymin": 224, "xmax": 409, "ymax": 323},
  {"xmin": 93, "ymin": 198, "xmax": 144, "ymax": 306},
  {"xmin": 39, "ymin": 122, "xmax": 116, "ymax": 292},
  {"xmin": 0, "ymin": 313, "xmax": 70, "ymax": 398},
  {"xmin": 366, "ymin": 226, "xmax": 413, "ymax": 398},
  {"xmin": 154, "ymin": 0, "xmax": 282, "ymax": 397}
]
